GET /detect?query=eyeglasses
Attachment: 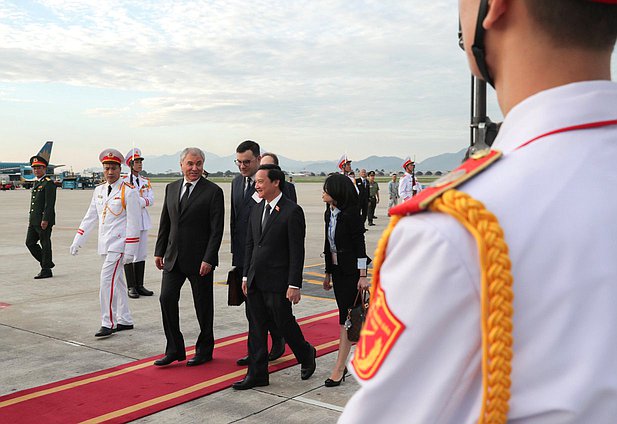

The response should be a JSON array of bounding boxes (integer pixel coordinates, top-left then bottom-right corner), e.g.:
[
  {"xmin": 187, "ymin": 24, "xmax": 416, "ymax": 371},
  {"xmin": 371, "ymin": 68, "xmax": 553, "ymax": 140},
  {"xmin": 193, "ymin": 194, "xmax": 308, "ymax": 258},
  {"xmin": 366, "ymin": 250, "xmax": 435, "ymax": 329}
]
[{"xmin": 234, "ymin": 159, "xmax": 254, "ymax": 166}]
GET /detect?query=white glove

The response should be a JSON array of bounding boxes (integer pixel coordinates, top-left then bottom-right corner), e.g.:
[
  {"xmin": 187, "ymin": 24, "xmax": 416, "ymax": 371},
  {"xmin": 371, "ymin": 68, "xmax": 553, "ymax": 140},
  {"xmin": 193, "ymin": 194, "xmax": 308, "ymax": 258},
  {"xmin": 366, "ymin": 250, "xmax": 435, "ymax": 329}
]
[
  {"xmin": 70, "ymin": 244, "xmax": 80, "ymax": 256},
  {"xmin": 123, "ymin": 254, "xmax": 135, "ymax": 264}
]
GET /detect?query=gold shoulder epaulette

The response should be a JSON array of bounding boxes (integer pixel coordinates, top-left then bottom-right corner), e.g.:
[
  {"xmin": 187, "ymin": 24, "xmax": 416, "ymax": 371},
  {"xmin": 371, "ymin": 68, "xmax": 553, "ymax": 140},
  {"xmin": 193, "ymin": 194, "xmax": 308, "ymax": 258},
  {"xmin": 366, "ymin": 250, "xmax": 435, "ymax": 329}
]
[{"xmin": 389, "ymin": 149, "xmax": 502, "ymax": 216}]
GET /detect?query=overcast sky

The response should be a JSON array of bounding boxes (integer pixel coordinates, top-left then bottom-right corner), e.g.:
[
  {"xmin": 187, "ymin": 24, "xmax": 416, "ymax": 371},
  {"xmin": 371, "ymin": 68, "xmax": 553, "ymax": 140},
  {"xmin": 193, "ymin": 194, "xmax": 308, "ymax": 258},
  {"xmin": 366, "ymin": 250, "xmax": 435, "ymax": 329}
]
[{"xmin": 1, "ymin": 1, "xmax": 616, "ymax": 171}]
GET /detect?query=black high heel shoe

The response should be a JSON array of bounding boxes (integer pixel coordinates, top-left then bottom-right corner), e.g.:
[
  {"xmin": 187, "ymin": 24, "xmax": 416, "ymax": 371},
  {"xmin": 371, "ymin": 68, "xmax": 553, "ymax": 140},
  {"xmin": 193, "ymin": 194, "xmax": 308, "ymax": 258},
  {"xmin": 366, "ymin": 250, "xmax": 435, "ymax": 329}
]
[{"xmin": 324, "ymin": 367, "xmax": 348, "ymax": 387}]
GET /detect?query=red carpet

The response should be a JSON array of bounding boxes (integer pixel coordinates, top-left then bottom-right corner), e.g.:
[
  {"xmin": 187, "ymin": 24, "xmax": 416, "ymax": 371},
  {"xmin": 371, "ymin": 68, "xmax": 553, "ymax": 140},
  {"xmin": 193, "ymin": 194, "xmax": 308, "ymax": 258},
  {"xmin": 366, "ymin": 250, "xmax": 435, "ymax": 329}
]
[{"xmin": 0, "ymin": 310, "xmax": 340, "ymax": 424}]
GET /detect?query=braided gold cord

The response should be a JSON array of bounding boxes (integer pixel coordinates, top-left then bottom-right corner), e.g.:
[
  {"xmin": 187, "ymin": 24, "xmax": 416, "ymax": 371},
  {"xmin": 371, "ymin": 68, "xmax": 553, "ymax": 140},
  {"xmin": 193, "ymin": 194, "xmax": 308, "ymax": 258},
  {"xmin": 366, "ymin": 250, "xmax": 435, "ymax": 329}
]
[
  {"xmin": 430, "ymin": 190, "xmax": 513, "ymax": 424},
  {"xmin": 372, "ymin": 190, "xmax": 513, "ymax": 423}
]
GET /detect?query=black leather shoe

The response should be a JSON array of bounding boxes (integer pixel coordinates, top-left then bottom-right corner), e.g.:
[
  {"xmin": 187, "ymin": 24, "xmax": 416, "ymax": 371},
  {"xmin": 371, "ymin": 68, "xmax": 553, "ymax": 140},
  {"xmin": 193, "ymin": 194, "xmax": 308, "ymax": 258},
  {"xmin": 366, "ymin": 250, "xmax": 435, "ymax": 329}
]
[
  {"xmin": 34, "ymin": 269, "xmax": 53, "ymax": 279},
  {"xmin": 187, "ymin": 355, "xmax": 212, "ymax": 367},
  {"xmin": 268, "ymin": 339, "xmax": 286, "ymax": 361},
  {"xmin": 136, "ymin": 286, "xmax": 154, "ymax": 296},
  {"xmin": 95, "ymin": 326, "xmax": 113, "ymax": 337},
  {"xmin": 301, "ymin": 345, "xmax": 317, "ymax": 380},
  {"xmin": 236, "ymin": 355, "xmax": 250, "ymax": 366},
  {"xmin": 232, "ymin": 375, "xmax": 269, "ymax": 390},
  {"xmin": 154, "ymin": 354, "xmax": 186, "ymax": 366},
  {"xmin": 113, "ymin": 323, "xmax": 134, "ymax": 332},
  {"xmin": 128, "ymin": 287, "xmax": 140, "ymax": 298}
]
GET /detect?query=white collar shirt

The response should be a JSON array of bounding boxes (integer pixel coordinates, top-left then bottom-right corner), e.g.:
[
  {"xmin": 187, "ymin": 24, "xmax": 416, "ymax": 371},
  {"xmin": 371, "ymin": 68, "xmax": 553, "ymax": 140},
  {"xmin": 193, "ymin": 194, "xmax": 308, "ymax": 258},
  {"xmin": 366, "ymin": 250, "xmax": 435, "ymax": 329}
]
[
  {"xmin": 262, "ymin": 192, "xmax": 283, "ymax": 224},
  {"xmin": 180, "ymin": 178, "xmax": 198, "ymax": 200}
]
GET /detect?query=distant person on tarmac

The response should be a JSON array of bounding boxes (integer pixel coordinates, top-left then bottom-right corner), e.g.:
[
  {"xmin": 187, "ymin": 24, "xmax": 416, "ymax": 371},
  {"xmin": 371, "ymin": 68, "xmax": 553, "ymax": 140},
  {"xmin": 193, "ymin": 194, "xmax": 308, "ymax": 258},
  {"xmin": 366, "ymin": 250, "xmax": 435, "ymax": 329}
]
[
  {"xmin": 367, "ymin": 171, "xmax": 379, "ymax": 226},
  {"xmin": 397, "ymin": 157, "xmax": 422, "ymax": 202},
  {"xmin": 26, "ymin": 154, "xmax": 56, "ymax": 279},
  {"xmin": 387, "ymin": 173, "xmax": 399, "ymax": 211}
]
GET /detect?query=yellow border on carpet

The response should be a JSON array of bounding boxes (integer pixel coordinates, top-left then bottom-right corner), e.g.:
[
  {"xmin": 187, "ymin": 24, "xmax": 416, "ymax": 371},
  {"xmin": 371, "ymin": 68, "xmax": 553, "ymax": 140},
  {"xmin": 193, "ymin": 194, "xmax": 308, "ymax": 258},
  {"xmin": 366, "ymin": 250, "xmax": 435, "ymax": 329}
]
[
  {"xmin": 0, "ymin": 311, "xmax": 338, "ymax": 409},
  {"xmin": 80, "ymin": 339, "xmax": 341, "ymax": 424}
]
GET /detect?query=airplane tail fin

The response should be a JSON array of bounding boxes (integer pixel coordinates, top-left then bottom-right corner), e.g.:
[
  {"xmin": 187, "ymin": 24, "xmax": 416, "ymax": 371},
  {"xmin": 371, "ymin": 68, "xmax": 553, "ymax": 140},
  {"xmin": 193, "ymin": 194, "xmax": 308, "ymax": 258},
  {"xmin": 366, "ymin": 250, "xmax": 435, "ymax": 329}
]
[{"xmin": 36, "ymin": 141, "xmax": 53, "ymax": 164}]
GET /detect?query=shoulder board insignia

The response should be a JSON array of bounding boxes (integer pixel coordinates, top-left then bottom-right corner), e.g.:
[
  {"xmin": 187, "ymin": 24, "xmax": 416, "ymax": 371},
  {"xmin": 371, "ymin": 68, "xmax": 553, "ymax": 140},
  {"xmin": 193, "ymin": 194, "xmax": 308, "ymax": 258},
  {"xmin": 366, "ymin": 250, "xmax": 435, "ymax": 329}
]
[
  {"xmin": 389, "ymin": 149, "xmax": 502, "ymax": 216},
  {"xmin": 44, "ymin": 177, "xmax": 51, "ymax": 181},
  {"xmin": 123, "ymin": 182, "xmax": 135, "ymax": 189}
]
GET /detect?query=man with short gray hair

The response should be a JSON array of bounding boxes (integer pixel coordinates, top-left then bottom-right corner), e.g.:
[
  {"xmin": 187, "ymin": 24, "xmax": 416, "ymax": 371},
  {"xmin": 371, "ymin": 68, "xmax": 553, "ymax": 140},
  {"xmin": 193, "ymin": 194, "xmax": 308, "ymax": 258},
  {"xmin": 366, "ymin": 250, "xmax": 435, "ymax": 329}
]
[{"xmin": 153, "ymin": 147, "xmax": 224, "ymax": 367}]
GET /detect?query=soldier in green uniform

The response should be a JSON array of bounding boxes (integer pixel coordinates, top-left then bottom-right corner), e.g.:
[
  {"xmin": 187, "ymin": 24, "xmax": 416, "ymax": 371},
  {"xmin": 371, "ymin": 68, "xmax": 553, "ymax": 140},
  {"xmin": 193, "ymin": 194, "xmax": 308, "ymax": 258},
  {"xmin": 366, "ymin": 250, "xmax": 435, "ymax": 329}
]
[{"xmin": 25, "ymin": 155, "xmax": 57, "ymax": 279}]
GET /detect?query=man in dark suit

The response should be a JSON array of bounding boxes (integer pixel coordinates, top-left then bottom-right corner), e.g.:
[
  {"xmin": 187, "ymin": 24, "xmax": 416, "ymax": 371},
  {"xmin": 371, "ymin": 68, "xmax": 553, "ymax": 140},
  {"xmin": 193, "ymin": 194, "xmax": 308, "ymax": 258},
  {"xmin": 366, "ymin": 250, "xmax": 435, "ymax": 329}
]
[
  {"xmin": 26, "ymin": 155, "xmax": 56, "ymax": 279},
  {"xmin": 233, "ymin": 164, "xmax": 316, "ymax": 390},
  {"xmin": 153, "ymin": 147, "xmax": 224, "ymax": 367},
  {"xmin": 356, "ymin": 168, "xmax": 369, "ymax": 229},
  {"xmin": 231, "ymin": 141, "xmax": 285, "ymax": 366}
]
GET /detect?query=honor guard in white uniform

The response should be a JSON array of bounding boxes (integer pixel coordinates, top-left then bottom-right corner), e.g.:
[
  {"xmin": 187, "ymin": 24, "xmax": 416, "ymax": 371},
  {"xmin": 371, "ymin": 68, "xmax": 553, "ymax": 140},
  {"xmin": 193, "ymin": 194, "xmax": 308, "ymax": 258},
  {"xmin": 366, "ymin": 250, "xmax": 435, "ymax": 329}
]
[
  {"xmin": 340, "ymin": 1, "xmax": 617, "ymax": 424},
  {"xmin": 338, "ymin": 154, "xmax": 359, "ymax": 193},
  {"xmin": 397, "ymin": 156, "xmax": 422, "ymax": 202},
  {"xmin": 70, "ymin": 149, "xmax": 141, "ymax": 338},
  {"xmin": 122, "ymin": 148, "xmax": 154, "ymax": 299}
]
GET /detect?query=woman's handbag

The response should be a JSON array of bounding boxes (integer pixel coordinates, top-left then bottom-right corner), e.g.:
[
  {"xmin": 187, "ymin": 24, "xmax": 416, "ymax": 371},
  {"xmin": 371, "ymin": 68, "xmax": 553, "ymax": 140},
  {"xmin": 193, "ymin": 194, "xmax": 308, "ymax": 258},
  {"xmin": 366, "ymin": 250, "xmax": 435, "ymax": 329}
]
[{"xmin": 345, "ymin": 289, "xmax": 370, "ymax": 342}]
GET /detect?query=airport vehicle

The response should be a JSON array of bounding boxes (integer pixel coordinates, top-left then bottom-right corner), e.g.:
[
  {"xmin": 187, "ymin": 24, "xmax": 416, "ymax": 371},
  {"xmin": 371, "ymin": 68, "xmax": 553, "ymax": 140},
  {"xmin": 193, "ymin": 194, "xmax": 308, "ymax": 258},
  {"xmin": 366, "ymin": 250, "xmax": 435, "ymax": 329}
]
[{"xmin": 1, "ymin": 180, "xmax": 15, "ymax": 190}]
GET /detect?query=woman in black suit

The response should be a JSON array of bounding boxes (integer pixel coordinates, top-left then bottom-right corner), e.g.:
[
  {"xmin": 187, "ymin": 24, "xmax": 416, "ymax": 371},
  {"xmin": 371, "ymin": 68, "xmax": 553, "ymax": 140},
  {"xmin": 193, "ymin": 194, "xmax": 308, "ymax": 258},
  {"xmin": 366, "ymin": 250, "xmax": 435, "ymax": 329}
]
[{"xmin": 322, "ymin": 173, "xmax": 370, "ymax": 387}]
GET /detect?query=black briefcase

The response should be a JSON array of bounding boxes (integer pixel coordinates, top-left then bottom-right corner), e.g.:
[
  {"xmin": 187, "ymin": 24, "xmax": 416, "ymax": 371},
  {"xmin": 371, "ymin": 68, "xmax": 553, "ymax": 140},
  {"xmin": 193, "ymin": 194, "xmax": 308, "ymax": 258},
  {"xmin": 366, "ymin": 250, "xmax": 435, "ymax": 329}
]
[{"xmin": 227, "ymin": 267, "xmax": 245, "ymax": 306}]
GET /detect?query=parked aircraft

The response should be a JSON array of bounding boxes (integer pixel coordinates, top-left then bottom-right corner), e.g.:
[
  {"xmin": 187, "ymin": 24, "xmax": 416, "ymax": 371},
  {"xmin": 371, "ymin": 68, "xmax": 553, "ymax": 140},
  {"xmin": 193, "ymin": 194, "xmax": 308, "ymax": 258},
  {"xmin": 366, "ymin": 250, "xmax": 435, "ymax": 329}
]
[{"xmin": 0, "ymin": 141, "xmax": 62, "ymax": 188}]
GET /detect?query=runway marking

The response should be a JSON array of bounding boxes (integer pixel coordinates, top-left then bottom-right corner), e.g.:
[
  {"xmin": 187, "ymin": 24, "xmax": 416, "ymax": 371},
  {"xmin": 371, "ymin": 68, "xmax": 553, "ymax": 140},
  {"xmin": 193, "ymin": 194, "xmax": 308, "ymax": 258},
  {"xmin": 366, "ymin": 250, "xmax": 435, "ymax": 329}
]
[
  {"xmin": 303, "ymin": 278, "xmax": 325, "ymax": 286},
  {"xmin": 293, "ymin": 396, "xmax": 345, "ymax": 413},
  {"xmin": 302, "ymin": 294, "xmax": 336, "ymax": 302},
  {"xmin": 0, "ymin": 311, "xmax": 339, "ymax": 409}
]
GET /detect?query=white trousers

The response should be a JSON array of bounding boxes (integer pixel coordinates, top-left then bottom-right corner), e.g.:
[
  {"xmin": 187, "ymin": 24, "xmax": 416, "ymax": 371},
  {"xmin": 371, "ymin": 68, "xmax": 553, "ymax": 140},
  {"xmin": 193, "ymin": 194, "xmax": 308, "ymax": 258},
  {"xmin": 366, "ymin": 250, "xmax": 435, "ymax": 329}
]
[
  {"xmin": 136, "ymin": 229, "xmax": 148, "ymax": 262},
  {"xmin": 100, "ymin": 252, "xmax": 133, "ymax": 328}
]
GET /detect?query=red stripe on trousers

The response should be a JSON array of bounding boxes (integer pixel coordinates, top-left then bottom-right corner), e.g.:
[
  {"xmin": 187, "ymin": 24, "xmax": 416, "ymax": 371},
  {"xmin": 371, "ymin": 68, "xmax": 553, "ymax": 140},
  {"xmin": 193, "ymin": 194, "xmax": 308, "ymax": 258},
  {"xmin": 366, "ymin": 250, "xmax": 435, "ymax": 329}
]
[{"xmin": 109, "ymin": 257, "xmax": 121, "ymax": 328}]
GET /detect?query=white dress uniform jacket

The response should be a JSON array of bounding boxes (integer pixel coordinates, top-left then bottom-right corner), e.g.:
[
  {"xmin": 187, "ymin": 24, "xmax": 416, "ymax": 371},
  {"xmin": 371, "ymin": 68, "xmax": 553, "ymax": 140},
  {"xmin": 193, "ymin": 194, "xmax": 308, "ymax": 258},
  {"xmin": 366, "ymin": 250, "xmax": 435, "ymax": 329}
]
[
  {"xmin": 73, "ymin": 180, "xmax": 141, "ymax": 256},
  {"xmin": 397, "ymin": 172, "xmax": 422, "ymax": 201},
  {"xmin": 339, "ymin": 81, "xmax": 617, "ymax": 423},
  {"xmin": 122, "ymin": 174, "xmax": 153, "ymax": 231}
]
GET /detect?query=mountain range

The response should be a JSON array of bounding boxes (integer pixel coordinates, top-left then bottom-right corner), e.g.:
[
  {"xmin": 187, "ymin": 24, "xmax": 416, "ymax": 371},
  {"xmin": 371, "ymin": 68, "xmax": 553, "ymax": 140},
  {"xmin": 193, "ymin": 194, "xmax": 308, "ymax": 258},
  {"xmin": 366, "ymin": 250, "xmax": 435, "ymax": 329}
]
[{"xmin": 142, "ymin": 148, "xmax": 468, "ymax": 174}]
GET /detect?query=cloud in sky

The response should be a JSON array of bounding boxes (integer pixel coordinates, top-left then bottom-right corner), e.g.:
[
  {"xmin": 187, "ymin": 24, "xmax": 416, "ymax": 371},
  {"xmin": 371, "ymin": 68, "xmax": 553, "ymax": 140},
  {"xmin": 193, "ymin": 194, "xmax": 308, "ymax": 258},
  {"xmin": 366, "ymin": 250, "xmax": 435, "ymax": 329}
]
[{"xmin": 0, "ymin": 1, "xmax": 615, "ymax": 170}]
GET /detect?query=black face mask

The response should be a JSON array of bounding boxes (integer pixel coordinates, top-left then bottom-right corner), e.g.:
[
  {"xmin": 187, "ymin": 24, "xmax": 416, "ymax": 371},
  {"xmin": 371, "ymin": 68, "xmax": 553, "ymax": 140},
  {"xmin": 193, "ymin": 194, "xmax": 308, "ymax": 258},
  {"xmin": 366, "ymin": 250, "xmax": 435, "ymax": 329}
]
[{"xmin": 470, "ymin": 0, "xmax": 495, "ymax": 87}]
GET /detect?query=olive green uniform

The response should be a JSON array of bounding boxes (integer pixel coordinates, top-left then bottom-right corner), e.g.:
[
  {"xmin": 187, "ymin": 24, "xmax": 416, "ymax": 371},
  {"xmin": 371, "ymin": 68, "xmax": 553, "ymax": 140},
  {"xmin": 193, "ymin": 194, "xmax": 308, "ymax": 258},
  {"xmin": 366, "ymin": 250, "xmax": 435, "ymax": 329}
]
[{"xmin": 26, "ymin": 176, "xmax": 57, "ymax": 271}]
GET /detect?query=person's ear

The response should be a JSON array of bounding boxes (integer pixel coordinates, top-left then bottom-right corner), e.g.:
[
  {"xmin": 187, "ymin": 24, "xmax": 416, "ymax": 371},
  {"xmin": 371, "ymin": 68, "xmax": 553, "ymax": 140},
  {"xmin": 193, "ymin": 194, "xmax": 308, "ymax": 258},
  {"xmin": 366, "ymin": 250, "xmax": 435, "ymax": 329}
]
[{"xmin": 483, "ymin": 0, "xmax": 508, "ymax": 30}]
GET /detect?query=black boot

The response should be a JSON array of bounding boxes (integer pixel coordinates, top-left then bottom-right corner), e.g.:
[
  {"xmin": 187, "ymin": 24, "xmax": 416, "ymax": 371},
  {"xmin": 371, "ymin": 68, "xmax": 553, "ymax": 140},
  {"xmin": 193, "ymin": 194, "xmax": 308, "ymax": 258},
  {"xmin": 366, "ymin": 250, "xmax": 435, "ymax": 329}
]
[
  {"xmin": 124, "ymin": 263, "xmax": 139, "ymax": 298},
  {"xmin": 135, "ymin": 261, "xmax": 154, "ymax": 296}
]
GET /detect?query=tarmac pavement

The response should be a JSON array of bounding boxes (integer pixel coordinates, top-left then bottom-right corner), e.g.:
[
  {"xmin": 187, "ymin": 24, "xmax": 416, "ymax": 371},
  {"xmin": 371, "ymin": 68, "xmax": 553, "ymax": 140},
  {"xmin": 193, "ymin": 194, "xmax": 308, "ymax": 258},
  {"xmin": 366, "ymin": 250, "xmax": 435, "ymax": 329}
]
[{"xmin": 0, "ymin": 181, "xmax": 391, "ymax": 423}]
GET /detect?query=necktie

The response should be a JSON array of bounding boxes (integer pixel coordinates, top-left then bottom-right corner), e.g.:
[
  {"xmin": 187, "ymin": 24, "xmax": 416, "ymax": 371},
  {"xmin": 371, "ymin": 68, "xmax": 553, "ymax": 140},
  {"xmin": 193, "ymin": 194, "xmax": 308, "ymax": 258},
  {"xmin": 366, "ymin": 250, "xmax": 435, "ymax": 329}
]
[
  {"xmin": 244, "ymin": 177, "xmax": 252, "ymax": 198},
  {"xmin": 261, "ymin": 203, "xmax": 271, "ymax": 231},
  {"xmin": 180, "ymin": 182, "xmax": 191, "ymax": 212},
  {"xmin": 136, "ymin": 177, "xmax": 140, "ymax": 186},
  {"xmin": 107, "ymin": 185, "xmax": 112, "ymax": 196}
]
